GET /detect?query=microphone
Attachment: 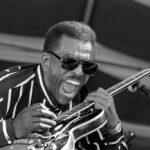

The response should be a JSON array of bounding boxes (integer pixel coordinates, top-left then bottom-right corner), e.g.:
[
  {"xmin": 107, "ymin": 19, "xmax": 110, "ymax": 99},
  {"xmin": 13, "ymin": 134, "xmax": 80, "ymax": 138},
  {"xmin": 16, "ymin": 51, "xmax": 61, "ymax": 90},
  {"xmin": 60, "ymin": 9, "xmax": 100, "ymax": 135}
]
[
  {"xmin": 128, "ymin": 82, "xmax": 150, "ymax": 98},
  {"xmin": 128, "ymin": 82, "xmax": 139, "ymax": 93}
]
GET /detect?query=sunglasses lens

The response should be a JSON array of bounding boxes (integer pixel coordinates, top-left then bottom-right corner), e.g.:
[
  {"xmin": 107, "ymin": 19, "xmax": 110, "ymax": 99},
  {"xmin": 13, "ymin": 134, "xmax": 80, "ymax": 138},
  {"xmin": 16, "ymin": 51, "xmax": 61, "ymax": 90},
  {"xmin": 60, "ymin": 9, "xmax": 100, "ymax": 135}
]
[
  {"xmin": 61, "ymin": 58, "xmax": 79, "ymax": 70},
  {"xmin": 61, "ymin": 57, "xmax": 98, "ymax": 76},
  {"xmin": 83, "ymin": 62, "xmax": 98, "ymax": 75}
]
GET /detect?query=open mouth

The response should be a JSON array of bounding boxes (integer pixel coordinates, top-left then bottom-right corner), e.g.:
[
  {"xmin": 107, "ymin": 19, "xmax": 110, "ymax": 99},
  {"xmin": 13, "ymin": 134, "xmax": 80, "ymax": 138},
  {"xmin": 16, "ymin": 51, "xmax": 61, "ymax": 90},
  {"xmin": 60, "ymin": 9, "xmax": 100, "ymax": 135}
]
[{"xmin": 60, "ymin": 79, "xmax": 80, "ymax": 99}]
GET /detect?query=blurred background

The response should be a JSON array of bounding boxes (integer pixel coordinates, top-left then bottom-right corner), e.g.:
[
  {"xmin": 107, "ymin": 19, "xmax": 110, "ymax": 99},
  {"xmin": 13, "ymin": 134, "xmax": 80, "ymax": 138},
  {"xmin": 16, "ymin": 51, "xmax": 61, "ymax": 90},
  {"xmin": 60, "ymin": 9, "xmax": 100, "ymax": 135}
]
[{"xmin": 0, "ymin": 0, "xmax": 150, "ymax": 149}]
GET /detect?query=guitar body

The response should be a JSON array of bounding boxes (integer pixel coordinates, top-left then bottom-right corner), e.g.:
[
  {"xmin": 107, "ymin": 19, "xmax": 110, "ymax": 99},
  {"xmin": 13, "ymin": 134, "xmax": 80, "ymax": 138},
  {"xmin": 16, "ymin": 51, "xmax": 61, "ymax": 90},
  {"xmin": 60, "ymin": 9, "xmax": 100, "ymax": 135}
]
[
  {"xmin": 53, "ymin": 109, "xmax": 107, "ymax": 150},
  {"xmin": 1, "ymin": 109, "xmax": 107, "ymax": 150}
]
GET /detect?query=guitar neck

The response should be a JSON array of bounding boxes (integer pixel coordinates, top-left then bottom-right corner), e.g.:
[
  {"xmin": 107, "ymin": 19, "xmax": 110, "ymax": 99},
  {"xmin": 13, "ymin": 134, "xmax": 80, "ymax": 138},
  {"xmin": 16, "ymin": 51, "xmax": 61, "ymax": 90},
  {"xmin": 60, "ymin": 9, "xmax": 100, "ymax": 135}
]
[
  {"xmin": 107, "ymin": 69, "xmax": 150, "ymax": 96},
  {"xmin": 59, "ymin": 69, "xmax": 150, "ymax": 120}
]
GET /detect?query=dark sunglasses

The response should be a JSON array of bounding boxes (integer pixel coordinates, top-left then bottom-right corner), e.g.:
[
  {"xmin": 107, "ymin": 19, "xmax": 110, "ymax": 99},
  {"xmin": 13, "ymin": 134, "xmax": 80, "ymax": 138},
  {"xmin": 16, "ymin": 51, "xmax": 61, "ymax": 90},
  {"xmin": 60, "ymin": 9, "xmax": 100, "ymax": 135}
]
[{"xmin": 49, "ymin": 51, "xmax": 98, "ymax": 76}]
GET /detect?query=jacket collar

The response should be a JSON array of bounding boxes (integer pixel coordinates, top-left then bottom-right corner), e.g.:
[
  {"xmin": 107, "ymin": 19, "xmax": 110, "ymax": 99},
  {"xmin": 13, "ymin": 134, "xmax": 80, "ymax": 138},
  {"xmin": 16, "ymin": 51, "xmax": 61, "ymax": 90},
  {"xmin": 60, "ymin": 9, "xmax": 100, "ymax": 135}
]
[{"xmin": 36, "ymin": 65, "xmax": 59, "ymax": 109}]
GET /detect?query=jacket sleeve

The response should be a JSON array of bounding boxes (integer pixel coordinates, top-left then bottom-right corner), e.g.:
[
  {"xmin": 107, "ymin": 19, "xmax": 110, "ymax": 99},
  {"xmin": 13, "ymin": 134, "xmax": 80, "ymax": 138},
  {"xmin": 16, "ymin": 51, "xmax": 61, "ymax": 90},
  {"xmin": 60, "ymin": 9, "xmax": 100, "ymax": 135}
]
[
  {"xmin": 0, "ymin": 67, "xmax": 20, "ymax": 147},
  {"xmin": 75, "ymin": 125, "xmax": 128, "ymax": 150},
  {"xmin": 0, "ymin": 95, "xmax": 16, "ymax": 147},
  {"xmin": 0, "ymin": 90, "xmax": 16, "ymax": 147},
  {"xmin": 0, "ymin": 118, "xmax": 16, "ymax": 147},
  {"xmin": 102, "ymin": 128, "xmax": 128, "ymax": 150}
]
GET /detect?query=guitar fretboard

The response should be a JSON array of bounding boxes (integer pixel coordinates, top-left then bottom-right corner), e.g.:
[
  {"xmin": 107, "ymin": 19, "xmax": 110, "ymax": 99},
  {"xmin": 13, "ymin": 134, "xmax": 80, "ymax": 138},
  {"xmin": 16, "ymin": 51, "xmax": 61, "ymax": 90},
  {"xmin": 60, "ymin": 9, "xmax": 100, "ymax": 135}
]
[{"xmin": 107, "ymin": 69, "xmax": 150, "ymax": 96}]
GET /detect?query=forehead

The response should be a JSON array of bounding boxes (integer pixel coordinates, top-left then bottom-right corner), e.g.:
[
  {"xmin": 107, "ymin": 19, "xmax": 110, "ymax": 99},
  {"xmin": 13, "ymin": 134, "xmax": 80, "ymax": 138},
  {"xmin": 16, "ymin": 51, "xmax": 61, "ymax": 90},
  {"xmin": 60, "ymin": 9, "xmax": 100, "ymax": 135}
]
[{"xmin": 58, "ymin": 35, "xmax": 95, "ymax": 61}]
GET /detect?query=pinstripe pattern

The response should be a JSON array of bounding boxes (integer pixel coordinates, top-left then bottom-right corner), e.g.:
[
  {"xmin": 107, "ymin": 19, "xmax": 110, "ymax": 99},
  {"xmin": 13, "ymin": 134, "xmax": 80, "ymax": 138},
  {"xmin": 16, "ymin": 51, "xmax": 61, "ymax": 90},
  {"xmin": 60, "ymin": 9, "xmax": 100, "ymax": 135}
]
[
  {"xmin": 2, "ymin": 120, "xmax": 11, "ymax": 144},
  {"xmin": 12, "ymin": 86, "xmax": 23, "ymax": 119},
  {"xmin": 0, "ymin": 64, "xmax": 128, "ymax": 149},
  {"xmin": 0, "ymin": 64, "xmax": 58, "ymax": 146},
  {"xmin": 28, "ymin": 80, "xmax": 34, "ymax": 106},
  {"xmin": 6, "ymin": 89, "xmax": 11, "ymax": 115},
  {"xmin": 0, "ymin": 72, "xmax": 17, "ymax": 82}
]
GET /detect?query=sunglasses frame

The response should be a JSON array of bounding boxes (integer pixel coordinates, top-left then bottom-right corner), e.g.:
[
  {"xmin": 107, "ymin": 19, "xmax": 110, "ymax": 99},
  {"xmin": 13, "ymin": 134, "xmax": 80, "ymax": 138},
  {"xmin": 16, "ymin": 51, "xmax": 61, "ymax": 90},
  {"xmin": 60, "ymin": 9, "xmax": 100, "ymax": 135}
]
[{"xmin": 48, "ymin": 51, "xmax": 98, "ymax": 76}]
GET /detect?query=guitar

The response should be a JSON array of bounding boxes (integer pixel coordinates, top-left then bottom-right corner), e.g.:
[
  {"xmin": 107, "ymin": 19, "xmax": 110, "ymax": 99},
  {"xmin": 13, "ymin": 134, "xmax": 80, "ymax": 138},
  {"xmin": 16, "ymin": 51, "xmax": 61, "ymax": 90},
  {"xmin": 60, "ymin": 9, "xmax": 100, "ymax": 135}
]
[{"xmin": 1, "ymin": 69, "xmax": 150, "ymax": 150}]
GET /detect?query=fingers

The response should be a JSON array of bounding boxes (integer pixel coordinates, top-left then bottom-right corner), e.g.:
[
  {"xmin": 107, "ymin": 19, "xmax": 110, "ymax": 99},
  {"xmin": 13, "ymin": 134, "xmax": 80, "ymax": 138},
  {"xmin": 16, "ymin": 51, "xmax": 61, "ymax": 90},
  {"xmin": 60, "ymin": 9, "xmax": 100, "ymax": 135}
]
[
  {"xmin": 89, "ymin": 88, "xmax": 112, "ymax": 99},
  {"xmin": 30, "ymin": 103, "xmax": 57, "ymax": 129},
  {"xmin": 24, "ymin": 103, "xmax": 57, "ymax": 119},
  {"xmin": 86, "ymin": 88, "xmax": 113, "ymax": 102},
  {"xmin": 26, "ymin": 111, "xmax": 57, "ymax": 134},
  {"xmin": 32, "ymin": 117, "xmax": 56, "ymax": 126},
  {"xmin": 13, "ymin": 103, "xmax": 58, "ymax": 138},
  {"xmin": 31, "ymin": 108, "xmax": 57, "ymax": 119},
  {"xmin": 85, "ymin": 88, "xmax": 113, "ymax": 110},
  {"xmin": 32, "ymin": 123, "xmax": 52, "ymax": 131},
  {"xmin": 27, "ymin": 103, "xmax": 49, "ymax": 111}
]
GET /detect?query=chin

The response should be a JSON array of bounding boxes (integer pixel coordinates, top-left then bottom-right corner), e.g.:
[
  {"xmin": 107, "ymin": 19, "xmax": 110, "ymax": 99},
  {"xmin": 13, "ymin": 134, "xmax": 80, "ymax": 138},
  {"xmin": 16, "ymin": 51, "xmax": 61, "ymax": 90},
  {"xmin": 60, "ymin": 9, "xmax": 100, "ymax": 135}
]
[
  {"xmin": 59, "ymin": 99, "xmax": 72, "ymax": 105},
  {"xmin": 59, "ymin": 96, "xmax": 74, "ymax": 105}
]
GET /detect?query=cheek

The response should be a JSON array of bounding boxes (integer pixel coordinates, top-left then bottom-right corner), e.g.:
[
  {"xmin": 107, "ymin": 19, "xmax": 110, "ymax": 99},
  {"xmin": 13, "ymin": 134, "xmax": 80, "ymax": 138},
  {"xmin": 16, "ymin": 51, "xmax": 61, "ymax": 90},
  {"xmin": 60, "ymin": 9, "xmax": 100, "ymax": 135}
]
[
  {"xmin": 54, "ymin": 66, "xmax": 65, "ymax": 77},
  {"xmin": 50, "ymin": 67, "xmax": 61, "ymax": 81},
  {"xmin": 49, "ymin": 64, "xmax": 65, "ymax": 86},
  {"xmin": 50, "ymin": 62, "xmax": 62, "ymax": 76}
]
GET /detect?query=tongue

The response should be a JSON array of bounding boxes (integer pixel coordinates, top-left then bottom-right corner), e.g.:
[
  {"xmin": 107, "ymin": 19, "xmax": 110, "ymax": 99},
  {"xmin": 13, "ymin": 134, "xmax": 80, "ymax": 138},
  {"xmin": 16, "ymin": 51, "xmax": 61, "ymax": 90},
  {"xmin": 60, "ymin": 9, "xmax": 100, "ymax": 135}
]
[{"xmin": 62, "ymin": 82, "xmax": 77, "ymax": 93}]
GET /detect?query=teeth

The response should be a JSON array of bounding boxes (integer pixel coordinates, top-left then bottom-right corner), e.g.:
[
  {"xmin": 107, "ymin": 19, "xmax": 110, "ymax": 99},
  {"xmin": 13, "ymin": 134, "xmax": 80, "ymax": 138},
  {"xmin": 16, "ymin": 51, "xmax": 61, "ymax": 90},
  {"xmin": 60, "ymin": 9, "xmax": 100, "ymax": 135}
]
[{"xmin": 66, "ymin": 79, "xmax": 80, "ymax": 85}]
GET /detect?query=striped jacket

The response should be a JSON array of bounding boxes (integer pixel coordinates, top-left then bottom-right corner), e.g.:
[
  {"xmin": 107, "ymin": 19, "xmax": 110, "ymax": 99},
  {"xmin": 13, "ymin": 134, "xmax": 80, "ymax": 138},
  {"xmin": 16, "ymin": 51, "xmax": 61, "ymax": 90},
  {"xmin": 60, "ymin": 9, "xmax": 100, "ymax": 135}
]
[{"xmin": 0, "ymin": 64, "xmax": 128, "ymax": 150}]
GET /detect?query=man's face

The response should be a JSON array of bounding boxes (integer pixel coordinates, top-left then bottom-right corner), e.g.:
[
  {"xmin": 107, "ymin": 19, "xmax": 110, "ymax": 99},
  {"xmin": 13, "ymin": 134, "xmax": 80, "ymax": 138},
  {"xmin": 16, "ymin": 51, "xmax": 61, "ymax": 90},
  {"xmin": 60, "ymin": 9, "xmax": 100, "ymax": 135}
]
[{"xmin": 44, "ymin": 35, "xmax": 95, "ymax": 105}]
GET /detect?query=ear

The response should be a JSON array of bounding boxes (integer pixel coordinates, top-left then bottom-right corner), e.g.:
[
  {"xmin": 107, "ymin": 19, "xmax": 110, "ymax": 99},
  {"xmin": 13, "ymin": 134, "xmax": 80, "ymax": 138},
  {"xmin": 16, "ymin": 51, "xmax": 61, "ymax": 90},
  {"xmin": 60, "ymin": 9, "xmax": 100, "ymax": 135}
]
[{"xmin": 41, "ymin": 52, "xmax": 50, "ymax": 71}]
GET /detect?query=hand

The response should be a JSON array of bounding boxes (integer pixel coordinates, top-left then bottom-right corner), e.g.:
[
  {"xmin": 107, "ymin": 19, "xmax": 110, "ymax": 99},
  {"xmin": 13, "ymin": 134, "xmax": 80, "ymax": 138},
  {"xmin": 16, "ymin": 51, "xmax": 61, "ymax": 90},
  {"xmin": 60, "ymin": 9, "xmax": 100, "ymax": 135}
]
[
  {"xmin": 85, "ymin": 88, "xmax": 113, "ymax": 110},
  {"xmin": 13, "ymin": 103, "xmax": 57, "ymax": 138},
  {"xmin": 85, "ymin": 88, "xmax": 120, "ymax": 129}
]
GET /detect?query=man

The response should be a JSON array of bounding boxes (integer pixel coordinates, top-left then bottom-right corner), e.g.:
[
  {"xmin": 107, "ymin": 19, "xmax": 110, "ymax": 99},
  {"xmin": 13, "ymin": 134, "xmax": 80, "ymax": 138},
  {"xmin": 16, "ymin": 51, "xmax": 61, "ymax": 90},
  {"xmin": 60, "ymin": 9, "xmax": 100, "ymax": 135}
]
[{"xmin": 0, "ymin": 21, "xmax": 128, "ymax": 150}]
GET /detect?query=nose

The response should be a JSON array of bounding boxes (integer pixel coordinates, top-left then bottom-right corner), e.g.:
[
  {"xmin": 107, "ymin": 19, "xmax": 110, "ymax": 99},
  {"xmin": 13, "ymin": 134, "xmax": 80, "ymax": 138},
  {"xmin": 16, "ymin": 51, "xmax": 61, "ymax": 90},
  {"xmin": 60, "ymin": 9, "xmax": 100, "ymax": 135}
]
[{"xmin": 73, "ymin": 64, "xmax": 84, "ymax": 76}]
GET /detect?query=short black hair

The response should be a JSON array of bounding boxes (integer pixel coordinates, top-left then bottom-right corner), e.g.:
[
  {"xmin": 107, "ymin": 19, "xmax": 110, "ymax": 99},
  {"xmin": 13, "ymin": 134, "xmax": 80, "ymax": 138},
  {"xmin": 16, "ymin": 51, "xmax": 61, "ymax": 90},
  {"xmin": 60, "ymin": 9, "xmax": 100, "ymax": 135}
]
[{"xmin": 43, "ymin": 21, "xmax": 97, "ymax": 52}]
